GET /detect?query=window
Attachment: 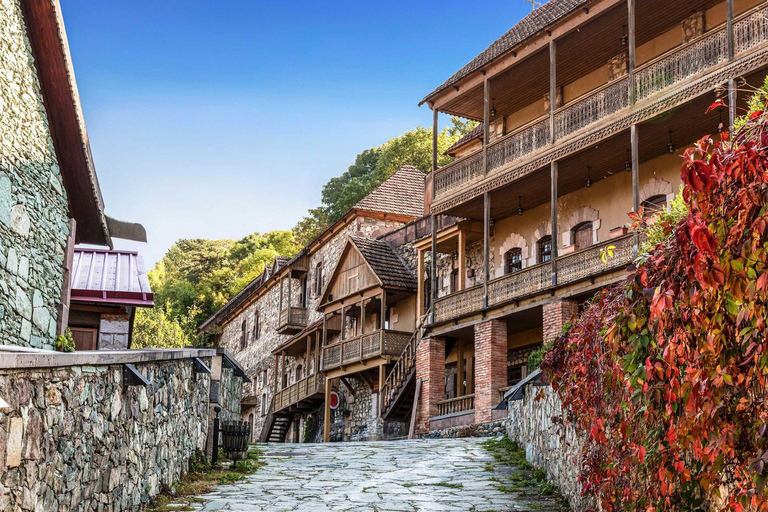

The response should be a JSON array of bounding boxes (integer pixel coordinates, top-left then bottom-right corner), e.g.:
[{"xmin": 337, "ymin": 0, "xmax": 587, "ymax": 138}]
[
  {"xmin": 507, "ymin": 365, "xmax": 526, "ymax": 386},
  {"xmin": 642, "ymin": 194, "xmax": 668, "ymax": 216},
  {"xmin": 314, "ymin": 263, "xmax": 324, "ymax": 297},
  {"xmin": 261, "ymin": 369, "xmax": 268, "ymax": 386},
  {"xmin": 450, "ymin": 268, "xmax": 459, "ymax": 293},
  {"xmin": 504, "ymin": 248, "xmax": 523, "ymax": 274},
  {"xmin": 299, "ymin": 276, "xmax": 308, "ymax": 307},
  {"xmin": 261, "ymin": 394, "xmax": 267, "ymax": 416},
  {"xmin": 573, "ymin": 222, "xmax": 594, "ymax": 249},
  {"xmin": 240, "ymin": 320, "xmax": 247, "ymax": 349},
  {"xmin": 295, "ymin": 365, "xmax": 303, "ymax": 381},
  {"xmin": 537, "ymin": 236, "xmax": 552, "ymax": 263},
  {"xmin": 252, "ymin": 311, "xmax": 260, "ymax": 340},
  {"xmin": 283, "ymin": 373, "xmax": 288, "ymax": 388}
]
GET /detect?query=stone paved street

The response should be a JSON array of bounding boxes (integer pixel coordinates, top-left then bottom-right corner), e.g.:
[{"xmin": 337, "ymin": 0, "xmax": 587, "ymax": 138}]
[{"xmin": 188, "ymin": 438, "xmax": 567, "ymax": 511}]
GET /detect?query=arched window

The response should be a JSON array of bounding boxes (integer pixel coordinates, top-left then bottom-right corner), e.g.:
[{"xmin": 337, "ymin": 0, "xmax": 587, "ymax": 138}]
[
  {"xmin": 295, "ymin": 365, "xmax": 303, "ymax": 381},
  {"xmin": 642, "ymin": 194, "xmax": 667, "ymax": 216},
  {"xmin": 504, "ymin": 248, "xmax": 523, "ymax": 274},
  {"xmin": 240, "ymin": 320, "xmax": 247, "ymax": 349},
  {"xmin": 572, "ymin": 222, "xmax": 594, "ymax": 249},
  {"xmin": 537, "ymin": 236, "xmax": 552, "ymax": 264},
  {"xmin": 252, "ymin": 310, "xmax": 260, "ymax": 340}
]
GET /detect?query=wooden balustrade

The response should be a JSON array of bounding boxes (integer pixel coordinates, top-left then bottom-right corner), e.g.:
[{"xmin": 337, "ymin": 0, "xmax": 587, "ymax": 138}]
[
  {"xmin": 273, "ymin": 373, "xmax": 324, "ymax": 413},
  {"xmin": 278, "ymin": 307, "xmax": 308, "ymax": 331},
  {"xmin": 380, "ymin": 312, "xmax": 430, "ymax": 418},
  {"xmin": 321, "ymin": 329, "xmax": 413, "ymax": 372},
  {"xmin": 436, "ymin": 394, "xmax": 475, "ymax": 416},
  {"xmin": 433, "ymin": 234, "xmax": 636, "ymax": 324},
  {"xmin": 430, "ymin": 4, "xmax": 768, "ymax": 201}
]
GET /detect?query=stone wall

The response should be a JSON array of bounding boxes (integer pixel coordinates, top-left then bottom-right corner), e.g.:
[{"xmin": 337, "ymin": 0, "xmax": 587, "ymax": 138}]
[
  {"xmin": 507, "ymin": 385, "xmax": 590, "ymax": 512},
  {"xmin": 328, "ymin": 376, "xmax": 407, "ymax": 442},
  {"xmin": 0, "ymin": 0, "xmax": 71, "ymax": 351},
  {"xmin": 0, "ymin": 349, "xmax": 244, "ymax": 511}
]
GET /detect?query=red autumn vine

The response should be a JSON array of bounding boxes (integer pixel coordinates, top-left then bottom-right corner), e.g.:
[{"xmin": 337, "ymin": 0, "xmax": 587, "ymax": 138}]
[{"xmin": 542, "ymin": 87, "xmax": 768, "ymax": 512}]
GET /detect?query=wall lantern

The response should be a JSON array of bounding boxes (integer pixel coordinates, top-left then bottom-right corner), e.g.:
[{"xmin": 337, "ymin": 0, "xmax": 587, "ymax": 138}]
[
  {"xmin": 667, "ymin": 131, "xmax": 676, "ymax": 154},
  {"xmin": 585, "ymin": 166, "xmax": 593, "ymax": 188},
  {"xmin": 621, "ymin": 25, "xmax": 628, "ymax": 46},
  {"xmin": 517, "ymin": 196, "xmax": 524, "ymax": 216},
  {"xmin": 490, "ymin": 98, "xmax": 497, "ymax": 118},
  {"xmin": 625, "ymin": 149, "xmax": 632, "ymax": 172}
]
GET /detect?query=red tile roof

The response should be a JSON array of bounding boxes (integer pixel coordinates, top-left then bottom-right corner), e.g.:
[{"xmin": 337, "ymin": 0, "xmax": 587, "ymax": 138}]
[{"xmin": 71, "ymin": 249, "xmax": 153, "ymax": 307}]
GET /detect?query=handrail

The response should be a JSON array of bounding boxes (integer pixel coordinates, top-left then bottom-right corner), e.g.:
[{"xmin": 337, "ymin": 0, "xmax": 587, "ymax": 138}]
[{"xmin": 435, "ymin": 394, "xmax": 475, "ymax": 416}]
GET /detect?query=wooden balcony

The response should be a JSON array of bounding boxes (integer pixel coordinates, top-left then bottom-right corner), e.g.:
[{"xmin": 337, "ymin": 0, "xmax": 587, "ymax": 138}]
[
  {"xmin": 432, "ymin": 4, "xmax": 768, "ymax": 204},
  {"xmin": 321, "ymin": 329, "xmax": 412, "ymax": 372},
  {"xmin": 277, "ymin": 306, "xmax": 308, "ymax": 335},
  {"xmin": 436, "ymin": 394, "xmax": 475, "ymax": 417},
  {"xmin": 273, "ymin": 373, "xmax": 324, "ymax": 413},
  {"xmin": 433, "ymin": 233, "xmax": 635, "ymax": 325}
]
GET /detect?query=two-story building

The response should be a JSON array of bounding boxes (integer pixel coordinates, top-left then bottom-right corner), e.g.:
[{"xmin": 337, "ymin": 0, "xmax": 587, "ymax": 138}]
[
  {"xmin": 407, "ymin": 0, "xmax": 768, "ymax": 434},
  {"xmin": 199, "ymin": 165, "xmax": 429, "ymax": 442}
]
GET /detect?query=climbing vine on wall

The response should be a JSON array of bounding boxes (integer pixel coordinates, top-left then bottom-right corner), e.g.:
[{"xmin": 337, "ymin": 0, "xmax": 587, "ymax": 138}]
[{"xmin": 543, "ymin": 89, "xmax": 768, "ymax": 511}]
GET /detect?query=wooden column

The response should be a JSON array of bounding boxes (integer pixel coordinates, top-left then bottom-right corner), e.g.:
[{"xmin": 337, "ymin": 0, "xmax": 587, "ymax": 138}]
[
  {"xmin": 483, "ymin": 192, "xmax": 491, "ymax": 307},
  {"xmin": 727, "ymin": 0, "xmax": 736, "ymax": 129},
  {"xmin": 360, "ymin": 299, "xmax": 366, "ymax": 336},
  {"xmin": 378, "ymin": 364, "xmax": 386, "ymax": 417},
  {"xmin": 457, "ymin": 230, "xmax": 466, "ymax": 292},
  {"xmin": 631, "ymin": 125, "xmax": 640, "ymax": 213},
  {"xmin": 549, "ymin": 39, "xmax": 557, "ymax": 143},
  {"xmin": 314, "ymin": 332, "xmax": 320, "ymax": 375},
  {"xmin": 340, "ymin": 306, "xmax": 347, "ymax": 340},
  {"xmin": 274, "ymin": 354, "xmax": 279, "ymax": 391},
  {"xmin": 467, "ymin": 354, "xmax": 474, "ymax": 394},
  {"xmin": 306, "ymin": 336, "xmax": 311, "ymax": 376},
  {"xmin": 323, "ymin": 377, "xmax": 332, "ymax": 442},
  {"xmin": 380, "ymin": 291, "xmax": 387, "ymax": 330},
  {"xmin": 278, "ymin": 277, "xmax": 284, "ymax": 312},
  {"xmin": 483, "ymin": 78, "xmax": 490, "ymax": 175},
  {"xmin": 281, "ymin": 351, "xmax": 286, "ymax": 389},
  {"xmin": 417, "ymin": 248, "xmax": 425, "ymax": 317},
  {"xmin": 430, "ymin": 214, "xmax": 437, "ymax": 322},
  {"xmin": 287, "ymin": 276, "xmax": 291, "ymax": 310},
  {"xmin": 628, "ymin": 0, "xmax": 636, "ymax": 105},
  {"xmin": 550, "ymin": 162, "xmax": 558, "ymax": 286},
  {"xmin": 432, "ymin": 109, "xmax": 438, "ymax": 184},
  {"xmin": 457, "ymin": 340, "xmax": 465, "ymax": 397}
]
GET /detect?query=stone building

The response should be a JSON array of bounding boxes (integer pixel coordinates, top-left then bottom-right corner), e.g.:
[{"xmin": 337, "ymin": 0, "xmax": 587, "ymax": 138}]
[
  {"xmin": 407, "ymin": 0, "xmax": 768, "ymax": 435},
  {"xmin": 199, "ymin": 165, "xmax": 428, "ymax": 442}
]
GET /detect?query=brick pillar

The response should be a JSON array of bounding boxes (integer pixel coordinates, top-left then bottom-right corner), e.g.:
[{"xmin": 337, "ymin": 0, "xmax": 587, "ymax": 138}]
[
  {"xmin": 543, "ymin": 299, "xmax": 579, "ymax": 343},
  {"xmin": 415, "ymin": 336, "xmax": 445, "ymax": 435},
  {"xmin": 474, "ymin": 319, "xmax": 508, "ymax": 424}
]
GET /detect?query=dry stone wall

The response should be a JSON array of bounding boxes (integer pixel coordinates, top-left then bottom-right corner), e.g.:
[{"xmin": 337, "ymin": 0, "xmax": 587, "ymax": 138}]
[
  {"xmin": 0, "ymin": 356, "xmax": 213, "ymax": 511},
  {"xmin": 0, "ymin": 0, "xmax": 70, "ymax": 351}
]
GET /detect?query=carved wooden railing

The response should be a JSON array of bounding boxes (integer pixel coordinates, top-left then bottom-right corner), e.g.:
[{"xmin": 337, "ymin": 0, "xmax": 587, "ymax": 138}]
[
  {"xmin": 433, "ymin": 234, "xmax": 636, "ymax": 324},
  {"xmin": 321, "ymin": 329, "xmax": 413, "ymax": 372},
  {"xmin": 278, "ymin": 307, "xmax": 308, "ymax": 330},
  {"xmin": 380, "ymin": 311, "xmax": 430, "ymax": 416},
  {"xmin": 273, "ymin": 372, "xmax": 324, "ymax": 413},
  {"xmin": 431, "ymin": 3, "xmax": 768, "ymax": 202},
  {"xmin": 436, "ymin": 394, "xmax": 475, "ymax": 416}
]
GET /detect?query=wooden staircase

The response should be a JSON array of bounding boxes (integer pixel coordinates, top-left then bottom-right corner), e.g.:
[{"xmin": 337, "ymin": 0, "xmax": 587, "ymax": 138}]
[
  {"xmin": 380, "ymin": 311, "xmax": 429, "ymax": 423},
  {"xmin": 258, "ymin": 399, "xmax": 292, "ymax": 443}
]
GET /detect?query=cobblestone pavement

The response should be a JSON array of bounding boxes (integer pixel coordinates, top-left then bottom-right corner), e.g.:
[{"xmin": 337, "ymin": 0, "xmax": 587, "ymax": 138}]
[{"xmin": 187, "ymin": 438, "xmax": 567, "ymax": 511}]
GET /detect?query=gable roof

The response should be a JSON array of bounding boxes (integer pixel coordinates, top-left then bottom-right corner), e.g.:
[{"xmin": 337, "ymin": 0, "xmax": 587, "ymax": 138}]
[
  {"xmin": 354, "ymin": 165, "xmax": 426, "ymax": 218},
  {"xmin": 71, "ymin": 248, "xmax": 153, "ymax": 307},
  {"xmin": 420, "ymin": 0, "xmax": 587, "ymax": 106},
  {"xmin": 444, "ymin": 123, "xmax": 484, "ymax": 156}
]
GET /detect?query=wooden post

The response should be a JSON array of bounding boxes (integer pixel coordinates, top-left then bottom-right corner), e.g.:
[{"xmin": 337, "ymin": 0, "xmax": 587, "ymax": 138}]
[
  {"xmin": 467, "ymin": 354, "xmax": 474, "ymax": 394},
  {"xmin": 483, "ymin": 78, "xmax": 490, "ymax": 175},
  {"xmin": 457, "ymin": 339, "xmax": 465, "ymax": 397},
  {"xmin": 430, "ymin": 214, "xmax": 437, "ymax": 323},
  {"xmin": 340, "ymin": 306, "xmax": 346, "ymax": 340},
  {"xmin": 483, "ymin": 192, "xmax": 491, "ymax": 307},
  {"xmin": 278, "ymin": 277, "xmax": 284, "ymax": 312},
  {"xmin": 378, "ymin": 364, "xmax": 386, "ymax": 417},
  {"xmin": 380, "ymin": 291, "xmax": 387, "ymax": 330},
  {"xmin": 360, "ymin": 299, "xmax": 366, "ymax": 336},
  {"xmin": 274, "ymin": 353, "xmax": 279, "ymax": 392},
  {"xmin": 314, "ymin": 332, "xmax": 320, "ymax": 376},
  {"xmin": 549, "ymin": 39, "xmax": 557, "ymax": 143},
  {"xmin": 631, "ymin": 125, "xmax": 640, "ymax": 213},
  {"xmin": 281, "ymin": 351, "xmax": 286, "ymax": 390},
  {"xmin": 287, "ymin": 276, "xmax": 291, "ymax": 310},
  {"xmin": 458, "ymin": 230, "xmax": 466, "ymax": 291},
  {"xmin": 306, "ymin": 336, "xmax": 311, "ymax": 377},
  {"xmin": 432, "ymin": 108, "xmax": 438, "ymax": 189},
  {"xmin": 627, "ymin": 0, "xmax": 636, "ymax": 105},
  {"xmin": 727, "ymin": 0, "xmax": 736, "ymax": 129},
  {"xmin": 550, "ymin": 162, "xmax": 558, "ymax": 286},
  {"xmin": 323, "ymin": 378, "xmax": 331, "ymax": 443},
  {"xmin": 417, "ymin": 248, "xmax": 425, "ymax": 317}
]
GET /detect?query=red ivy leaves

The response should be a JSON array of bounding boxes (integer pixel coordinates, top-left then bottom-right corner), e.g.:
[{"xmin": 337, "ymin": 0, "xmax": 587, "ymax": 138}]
[{"xmin": 542, "ymin": 109, "xmax": 768, "ymax": 511}]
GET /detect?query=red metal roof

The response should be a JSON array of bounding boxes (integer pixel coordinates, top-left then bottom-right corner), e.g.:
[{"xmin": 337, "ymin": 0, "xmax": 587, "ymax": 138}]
[{"xmin": 71, "ymin": 248, "xmax": 154, "ymax": 307}]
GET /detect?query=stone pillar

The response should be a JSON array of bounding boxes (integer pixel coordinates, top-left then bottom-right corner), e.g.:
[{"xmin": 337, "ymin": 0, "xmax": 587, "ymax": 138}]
[
  {"xmin": 543, "ymin": 299, "xmax": 579, "ymax": 343},
  {"xmin": 474, "ymin": 319, "xmax": 507, "ymax": 424},
  {"xmin": 415, "ymin": 336, "xmax": 445, "ymax": 435}
]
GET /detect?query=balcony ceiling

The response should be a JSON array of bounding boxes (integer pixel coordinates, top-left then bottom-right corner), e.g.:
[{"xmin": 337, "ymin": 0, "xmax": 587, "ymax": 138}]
[
  {"xmin": 439, "ymin": 0, "xmax": 723, "ymax": 120},
  {"xmin": 443, "ymin": 89, "xmax": 726, "ymax": 221}
]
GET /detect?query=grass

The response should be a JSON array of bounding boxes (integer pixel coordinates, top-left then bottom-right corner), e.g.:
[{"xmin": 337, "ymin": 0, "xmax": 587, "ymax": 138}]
[{"xmin": 144, "ymin": 449, "xmax": 265, "ymax": 511}]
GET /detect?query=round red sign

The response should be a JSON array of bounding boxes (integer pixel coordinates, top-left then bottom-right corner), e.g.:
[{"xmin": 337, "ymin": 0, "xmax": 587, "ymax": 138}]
[{"xmin": 329, "ymin": 391, "xmax": 340, "ymax": 410}]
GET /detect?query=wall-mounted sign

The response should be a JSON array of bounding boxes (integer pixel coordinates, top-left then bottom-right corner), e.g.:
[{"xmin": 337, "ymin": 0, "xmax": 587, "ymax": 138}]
[{"xmin": 329, "ymin": 391, "xmax": 340, "ymax": 410}]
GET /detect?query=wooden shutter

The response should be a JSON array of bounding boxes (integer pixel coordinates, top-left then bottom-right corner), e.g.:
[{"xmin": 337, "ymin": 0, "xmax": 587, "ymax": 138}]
[{"xmin": 71, "ymin": 327, "xmax": 98, "ymax": 351}]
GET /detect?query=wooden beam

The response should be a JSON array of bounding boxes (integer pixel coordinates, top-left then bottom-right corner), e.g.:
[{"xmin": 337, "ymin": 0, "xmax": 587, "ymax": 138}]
[
  {"xmin": 550, "ymin": 162, "xmax": 558, "ymax": 286},
  {"xmin": 417, "ymin": 248, "xmax": 425, "ymax": 317},
  {"xmin": 483, "ymin": 78, "xmax": 490, "ymax": 175},
  {"xmin": 458, "ymin": 230, "xmax": 466, "ymax": 292},
  {"xmin": 627, "ymin": 0, "xmax": 636, "ymax": 105},
  {"xmin": 549, "ymin": 39, "xmax": 557, "ymax": 143},
  {"xmin": 339, "ymin": 377, "xmax": 356, "ymax": 397},
  {"xmin": 483, "ymin": 192, "xmax": 491, "ymax": 307},
  {"xmin": 408, "ymin": 379, "xmax": 422, "ymax": 440},
  {"xmin": 727, "ymin": 0, "xmax": 736, "ymax": 129},
  {"xmin": 323, "ymin": 378, "xmax": 331, "ymax": 443},
  {"xmin": 378, "ymin": 364, "xmax": 386, "ymax": 417},
  {"xmin": 380, "ymin": 290, "xmax": 387, "ymax": 330},
  {"xmin": 631, "ymin": 124, "xmax": 640, "ymax": 213},
  {"xmin": 430, "ymin": 214, "xmax": 437, "ymax": 322}
]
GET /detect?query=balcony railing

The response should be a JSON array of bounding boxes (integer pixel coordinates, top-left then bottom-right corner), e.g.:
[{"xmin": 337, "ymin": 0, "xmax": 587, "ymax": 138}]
[
  {"xmin": 435, "ymin": 394, "xmax": 475, "ymax": 417},
  {"xmin": 277, "ymin": 306, "xmax": 308, "ymax": 334},
  {"xmin": 432, "ymin": 4, "xmax": 768, "ymax": 201},
  {"xmin": 321, "ymin": 329, "xmax": 412, "ymax": 372},
  {"xmin": 274, "ymin": 373, "xmax": 324, "ymax": 413},
  {"xmin": 434, "ymin": 234, "xmax": 635, "ymax": 325}
]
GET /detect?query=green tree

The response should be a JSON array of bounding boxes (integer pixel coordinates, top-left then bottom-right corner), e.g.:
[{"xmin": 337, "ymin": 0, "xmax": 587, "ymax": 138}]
[{"xmin": 132, "ymin": 303, "xmax": 200, "ymax": 349}]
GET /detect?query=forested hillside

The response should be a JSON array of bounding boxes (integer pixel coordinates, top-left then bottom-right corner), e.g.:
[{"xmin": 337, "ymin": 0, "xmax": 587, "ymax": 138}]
[{"xmin": 134, "ymin": 117, "xmax": 476, "ymax": 348}]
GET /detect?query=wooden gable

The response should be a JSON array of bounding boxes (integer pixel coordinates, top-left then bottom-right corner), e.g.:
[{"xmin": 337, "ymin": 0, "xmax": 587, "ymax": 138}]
[{"xmin": 320, "ymin": 240, "xmax": 381, "ymax": 306}]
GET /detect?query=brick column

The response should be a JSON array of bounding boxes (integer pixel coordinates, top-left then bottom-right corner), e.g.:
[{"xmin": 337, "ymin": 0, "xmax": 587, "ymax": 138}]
[
  {"xmin": 543, "ymin": 298, "xmax": 579, "ymax": 343},
  {"xmin": 474, "ymin": 319, "xmax": 508, "ymax": 424},
  {"xmin": 415, "ymin": 336, "xmax": 445, "ymax": 435}
]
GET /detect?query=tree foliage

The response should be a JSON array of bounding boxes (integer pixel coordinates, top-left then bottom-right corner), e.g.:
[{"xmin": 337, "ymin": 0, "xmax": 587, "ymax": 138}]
[
  {"xmin": 543, "ymin": 88, "xmax": 768, "ymax": 511},
  {"xmin": 293, "ymin": 117, "xmax": 477, "ymax": 244}
]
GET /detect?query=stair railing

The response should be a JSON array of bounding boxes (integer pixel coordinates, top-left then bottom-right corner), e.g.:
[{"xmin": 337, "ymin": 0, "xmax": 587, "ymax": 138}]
[
  {"xmin": 258, "ymin": 396, "xmax": 276, "ymax": 443},
  {"xmin": 380, "ymin": 309, "xmax": 430, "ymax": 417}
]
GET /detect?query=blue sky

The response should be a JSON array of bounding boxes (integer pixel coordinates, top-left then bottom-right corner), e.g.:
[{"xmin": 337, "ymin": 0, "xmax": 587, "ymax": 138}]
[{"xmin": 62, "ymin": 0, "xmax": 532, "ymax": 266}]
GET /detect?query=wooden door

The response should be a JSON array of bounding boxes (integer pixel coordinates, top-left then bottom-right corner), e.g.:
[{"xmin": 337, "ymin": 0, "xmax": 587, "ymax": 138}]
[{"xmin": 71, "ymin": 327, "xmax": 98, "ymax": 351}]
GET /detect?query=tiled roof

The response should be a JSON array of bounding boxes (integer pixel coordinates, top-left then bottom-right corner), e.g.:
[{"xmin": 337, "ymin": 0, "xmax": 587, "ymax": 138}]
[
  {"xmin": 71, "ymin": 248, "xmax": 153, "ymax": 307},
  {"xmin": 445, "ymin": 123, "xmax": 484, "ymax": 155},
  {"xmin": 420, "ymin": 0, "xmax": 587, "ymax": 105},
  {"xmin": 354, "ymin": 165, "xmax": 426, "ymax": 218},
  {"xmin": 350, "ymin": 237, "xmax": 416, "ymax": 291}
]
